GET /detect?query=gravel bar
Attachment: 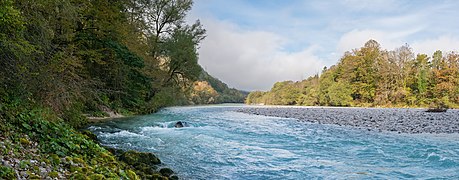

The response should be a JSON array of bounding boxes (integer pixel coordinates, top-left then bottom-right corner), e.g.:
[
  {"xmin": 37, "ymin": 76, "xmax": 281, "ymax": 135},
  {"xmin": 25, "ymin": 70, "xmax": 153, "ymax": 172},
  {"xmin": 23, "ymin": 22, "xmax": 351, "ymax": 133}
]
[{"xmin": 237, "ymin": 107, "xmax": 459, "ymax": 134}]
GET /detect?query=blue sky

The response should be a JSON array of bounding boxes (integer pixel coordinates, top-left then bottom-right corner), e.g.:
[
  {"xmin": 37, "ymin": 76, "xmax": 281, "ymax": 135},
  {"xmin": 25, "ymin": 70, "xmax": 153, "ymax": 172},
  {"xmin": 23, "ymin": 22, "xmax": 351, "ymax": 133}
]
[{"xmin": 188, "ymin": 0, "xmax": 459, "ymax": 91}]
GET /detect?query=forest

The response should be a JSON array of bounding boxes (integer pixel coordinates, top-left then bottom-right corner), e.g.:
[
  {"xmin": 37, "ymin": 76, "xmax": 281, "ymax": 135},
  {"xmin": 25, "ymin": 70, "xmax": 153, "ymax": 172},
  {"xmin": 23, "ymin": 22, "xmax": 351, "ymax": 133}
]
[
  {"xmin": 1, "ymin": 0, "xmax": 244, "ymax": 127},
  {"xmin": 247, "ymin": 40, "xmax": 459, "ymax": 109}
]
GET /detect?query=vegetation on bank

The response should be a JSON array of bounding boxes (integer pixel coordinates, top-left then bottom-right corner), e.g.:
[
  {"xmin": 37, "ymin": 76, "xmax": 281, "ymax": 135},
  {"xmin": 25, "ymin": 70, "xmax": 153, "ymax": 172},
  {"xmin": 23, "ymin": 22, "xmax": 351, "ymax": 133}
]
[
  {"xmin": 0, "ymin": 99, "xmax": 177, "ymax": 179},
  {"xmin": 247, "ymin": 40, "xmax": 459, "ymax": 109},
  {"xmin": 0, "ymin": 0, "xmax": 244, "ymax": 179}
]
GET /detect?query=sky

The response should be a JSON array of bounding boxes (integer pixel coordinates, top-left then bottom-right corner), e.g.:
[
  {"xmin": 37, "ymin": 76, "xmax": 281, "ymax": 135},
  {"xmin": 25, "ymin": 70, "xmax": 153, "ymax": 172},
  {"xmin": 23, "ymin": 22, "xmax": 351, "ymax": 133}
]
[{"xmin": 187, "ymin": 0, "xmax": 459, "ymax": 91}]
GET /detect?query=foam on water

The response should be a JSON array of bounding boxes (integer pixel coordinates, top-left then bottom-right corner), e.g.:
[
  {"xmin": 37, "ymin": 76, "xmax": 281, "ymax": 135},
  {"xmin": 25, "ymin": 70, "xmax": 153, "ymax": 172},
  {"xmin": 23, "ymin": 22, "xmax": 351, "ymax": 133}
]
[{"xmin": 89, "ymin": 105, "xmax": 459, "ymax": 179}]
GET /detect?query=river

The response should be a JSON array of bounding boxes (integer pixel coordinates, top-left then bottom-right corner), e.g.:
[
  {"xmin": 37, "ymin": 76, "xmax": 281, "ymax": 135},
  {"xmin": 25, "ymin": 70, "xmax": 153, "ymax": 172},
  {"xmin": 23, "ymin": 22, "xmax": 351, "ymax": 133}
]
[{"xmin": 88, "ymin": 104, "xmax": 459, "ymax": 179}]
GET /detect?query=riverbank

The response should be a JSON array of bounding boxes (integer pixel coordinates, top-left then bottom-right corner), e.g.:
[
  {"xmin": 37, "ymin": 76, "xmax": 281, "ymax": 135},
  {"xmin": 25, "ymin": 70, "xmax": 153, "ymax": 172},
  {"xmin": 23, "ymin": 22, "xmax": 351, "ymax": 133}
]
[
  {"xmin": 0, "ymin": 103, "xmax": 177, "ymax": 179},
  {"xmin": 237, "ymin": 106, "xmax": 459, "ymax": 134}
]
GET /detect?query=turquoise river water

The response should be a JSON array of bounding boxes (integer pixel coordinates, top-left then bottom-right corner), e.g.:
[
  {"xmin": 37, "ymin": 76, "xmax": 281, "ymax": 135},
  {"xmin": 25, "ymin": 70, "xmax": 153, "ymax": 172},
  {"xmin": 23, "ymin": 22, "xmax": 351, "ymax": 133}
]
[{"xmin": 89, "ymin": 104, "xmax": 459, "ymax": 179}]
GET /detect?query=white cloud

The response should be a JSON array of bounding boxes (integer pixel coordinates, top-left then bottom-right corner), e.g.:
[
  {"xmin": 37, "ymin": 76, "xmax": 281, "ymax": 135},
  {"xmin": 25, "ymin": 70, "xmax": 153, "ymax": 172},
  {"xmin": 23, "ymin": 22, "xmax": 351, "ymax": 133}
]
[
  {"xmin": 197, "ymin": 19, "xmax": 325, "ymax": 91},
  {"xmin": 337, "ymin": 29, "xmax": 459, "ymax": 57},
  {"xmin": 337, "ymin": 28, "xmax": 425, "ymax": 54},
  {"xmin": 337, "ymin": 29, "xmax": 400, "ymax": 53},
  {"xmin": 411, "ymin": 35, "xmax": 459, "ymax": 56}
]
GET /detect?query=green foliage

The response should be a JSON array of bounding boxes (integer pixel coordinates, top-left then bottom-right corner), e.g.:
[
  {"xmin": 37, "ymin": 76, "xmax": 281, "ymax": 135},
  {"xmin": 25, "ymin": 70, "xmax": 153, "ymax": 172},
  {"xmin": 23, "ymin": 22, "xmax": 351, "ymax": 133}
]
[
  {"xmin": 0, "ymin": 99, "xmax": 142, "ymax": 179},
  {"xmin": 0, "ymin": 165, "xmax": 16, "ymax": 179},
  {"xmin": 247, "ymin": 40, "xmax": 459, "ymax": 108},
  {"xmin": 0, "ymin": 0, "xmax": 243, "ymax": 125},
  {"xmin": 327, "ymin": 81, "xmax": 353, "ymax": 106},
  {"xmin": 0, "ymin": 0, "xmax": 25, "ymax": 37},
  {"xmin": 199, "ymin": 71, "xmax": 247, "ymax": 103},
  {"xmin": 161, "ymin": 27, "xmax": 203, "ymax": 85},
  {"xmin": 246, "ymin": 91, "xmax": 267, "ymax": 104}
]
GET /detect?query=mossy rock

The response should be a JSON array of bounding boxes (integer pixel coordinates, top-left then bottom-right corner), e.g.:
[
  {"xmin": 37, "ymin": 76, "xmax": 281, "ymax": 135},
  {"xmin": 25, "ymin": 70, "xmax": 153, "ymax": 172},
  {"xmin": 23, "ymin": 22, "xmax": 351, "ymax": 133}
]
[
  {"xmin": 70, "ymin": 165, "xmax": 83, "ymax": 173},
  {"xmin": 48, "ymin": 171, "xmax": 59, "ymax": 178},
  {"xmin": 170, "ymin": 175, "xmax": 179, "ymax": 180},
  {"xmin": 27, "ymin": 172, "xmax": 41, "ymax": 179},
  {"xmin": 159, "ymin": 168, "xmax": 174, "ymax": 177},
  {"xmin": 65, "ymin": 156, "xmax": 73, "ymax": 163},
  {"xmin": 43, "ymin": 159, "xmax": 51, "ymax": 164},
  {"xmin": 73, "ymin": 157, "xmax": 85, "ymax": 164},
  {"xmin": 81, "ymin": 130, "xmax": 98, "ymax": 142},
  {"xmin": 103, "ymin": 146, "xmax": 125, "ymax": 156},
  {"xmin": 0, "ymin": 165, "xmax": 17, "ymax": 179},
  {"xmin": 88, "ymin": 173, "xmax": 105, "ymax": 180},
  {"xmin": 100, "ymin": 152, "xmax": 116, "ymax": 162},
  {"xmin": 71, "ymin": 172, "xmax": 89, "ymax": 180},
  {"xmin": 134, "ymin": 163, "xmax": 156, "ymax": 175},
  {"xmin": 119, "ymin": 150, "xmax": 161, "ymax": 166},
  {"xmin": 126, "ymin": 169, "xmax": 139, "ymax": 180},
  {"xmin": 151, "ymin": 173, "xmax": 162, "ymax": 179},
  {"xmin": 19, "ymin": 138, "xmax": 30, "ymax": 145},
  {"xmin": 49, "ymin": 154, "xmax": 60, "ymax": 165}
]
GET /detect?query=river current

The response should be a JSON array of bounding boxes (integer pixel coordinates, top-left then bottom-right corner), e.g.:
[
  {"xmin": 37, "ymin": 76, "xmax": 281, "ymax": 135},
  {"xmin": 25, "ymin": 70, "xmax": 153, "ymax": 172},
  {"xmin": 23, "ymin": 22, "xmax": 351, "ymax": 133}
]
[{"xmin": 89, "ymin": 104, "xmax": 459, "ymax": 179}]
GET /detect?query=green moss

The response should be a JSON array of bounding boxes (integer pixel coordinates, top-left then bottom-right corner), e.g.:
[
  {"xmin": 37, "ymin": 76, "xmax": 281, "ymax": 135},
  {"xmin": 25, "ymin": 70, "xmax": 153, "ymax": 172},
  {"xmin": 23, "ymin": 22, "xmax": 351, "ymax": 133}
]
[
  {"xmin": 71, "ymin": 172, "xmax": 89, "ymax": 180},
  {"xmin": 49, "ymin": 154, "xmax": 60, "ymax": 165},
  {"xmin": 26, "ymin": 171, "xmax": 40, "ymax": 179},
  {"xmin": 65, "ymin": 156, "xmax": 73, "ymax": 163},
  {"xmin": 81, "ymin": 130, "xmax": 98, "ymax": 142},
  {"xmin": 49, "ymin": 171, "xmax": 59, "ymax": 178},
  {"xmin": 99, "ymin": 152, "xmax": 116, "ymax": 163},
  {"xmin": 19, "ymin": 138, "xmax": 30, "ymax": 145},
  {"xmin": 43, "ymin": 159, "xmax": 51, "ymax": 164},
  {"xmin": 73, "ymin": 157, "xmax": 85, "ymax": 164},
  {"xmin": 120, "ymin": 150, "xmax": 161, "ymax": 166},
  {"xmin": 19, "ymin": 160, "xmax": 30, "ymax": 169},
  {"xmin": 126, "ymin": 169, "xmax": 139, "ymax": 180},
  {"xmin": 88, "ymin": 173, "xmax": 105, "ymax": 180},
  {"xmin": 0, "ymin": 165, "xmax": 16, "ymax": 179},
  {"xmin": 70, "ymin": 165, "xmax": 83, "ymax": 173},
  {"xmin": 81, "ymin": 167, "xmax": 89, "ymax": 173}
]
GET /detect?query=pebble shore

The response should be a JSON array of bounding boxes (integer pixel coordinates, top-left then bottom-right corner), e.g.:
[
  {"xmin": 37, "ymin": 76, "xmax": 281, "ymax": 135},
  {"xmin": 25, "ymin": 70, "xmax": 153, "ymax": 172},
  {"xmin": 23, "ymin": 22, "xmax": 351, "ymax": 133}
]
[{"xmin": 237, "ymin": 107, "xmax": 459, "ymax": 134}]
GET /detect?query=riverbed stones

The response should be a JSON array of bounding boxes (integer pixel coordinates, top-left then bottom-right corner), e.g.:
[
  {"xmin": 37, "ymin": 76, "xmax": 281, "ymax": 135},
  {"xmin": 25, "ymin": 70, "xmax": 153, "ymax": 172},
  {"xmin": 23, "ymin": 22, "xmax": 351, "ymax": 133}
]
[{"xmin": 237, "ymin": 107, "xmax": 459, "ymax": 134}]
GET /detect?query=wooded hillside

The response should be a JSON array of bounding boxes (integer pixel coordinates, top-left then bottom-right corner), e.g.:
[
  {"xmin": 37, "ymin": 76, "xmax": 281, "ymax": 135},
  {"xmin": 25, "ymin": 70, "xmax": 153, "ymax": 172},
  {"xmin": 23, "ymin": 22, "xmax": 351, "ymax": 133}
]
[
  {"xmin": 0, "ymin": 0, "xmax": 245, "ymax": 127},
  {"xmin": 247, "ymin": 40, "xmax": 459, "ymax": 108}
]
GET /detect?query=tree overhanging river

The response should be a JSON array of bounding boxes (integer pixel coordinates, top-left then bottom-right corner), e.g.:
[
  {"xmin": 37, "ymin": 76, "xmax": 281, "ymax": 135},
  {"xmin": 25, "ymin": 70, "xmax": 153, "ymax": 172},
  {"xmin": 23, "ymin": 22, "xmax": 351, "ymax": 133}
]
[{"xmin": 89, "ymin": 104, "xmax": 459, "ymax": 179}]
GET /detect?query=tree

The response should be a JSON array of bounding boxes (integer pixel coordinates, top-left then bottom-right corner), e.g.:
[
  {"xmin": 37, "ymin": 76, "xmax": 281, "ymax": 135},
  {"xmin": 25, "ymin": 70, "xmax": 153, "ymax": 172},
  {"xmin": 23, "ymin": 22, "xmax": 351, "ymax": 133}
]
[
  {"xmin": 414, "ymin": 54, "xmax": 429, "ymax": 101},
  {"xmin": 160, "ymin": 24, "xmax": 205, "ymax": 86}
]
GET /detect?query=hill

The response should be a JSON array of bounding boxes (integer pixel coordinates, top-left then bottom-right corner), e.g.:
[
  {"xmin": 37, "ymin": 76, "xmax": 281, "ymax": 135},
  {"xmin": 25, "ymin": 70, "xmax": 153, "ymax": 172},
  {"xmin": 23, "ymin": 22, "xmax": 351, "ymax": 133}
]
[{"xmin": 246, "ymin": 40, "xmax": 459, "ymax": 108}]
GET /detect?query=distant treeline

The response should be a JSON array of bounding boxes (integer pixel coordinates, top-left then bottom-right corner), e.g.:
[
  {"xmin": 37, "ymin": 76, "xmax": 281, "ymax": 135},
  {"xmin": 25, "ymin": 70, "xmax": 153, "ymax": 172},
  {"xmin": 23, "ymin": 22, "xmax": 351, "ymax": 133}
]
[
  {"xmin": 247, "ymin": 40, "xmax": 459, "ymax": 108},
  {"xmin": 0, "ymin": 0, "xmax": 244, "ymax": 127}
]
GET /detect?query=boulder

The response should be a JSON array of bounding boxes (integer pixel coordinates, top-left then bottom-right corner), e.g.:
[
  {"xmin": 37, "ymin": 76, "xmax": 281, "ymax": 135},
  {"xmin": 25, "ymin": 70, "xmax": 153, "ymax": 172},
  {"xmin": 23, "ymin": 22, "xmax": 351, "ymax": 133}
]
[
  {"xmin": 119, "ymin": 150, "xmax": 161, "ymax": 166},
  {"xmin": 174, "ymin": 121, "xmax": 184, "ymax": 128},
  {"xmin": 159, "ymin": 168, "xmax": 174, "ymax": 177},
  {"xmin": 80, "ymin": 130, "xmax": 98, "ymax": 142}
]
